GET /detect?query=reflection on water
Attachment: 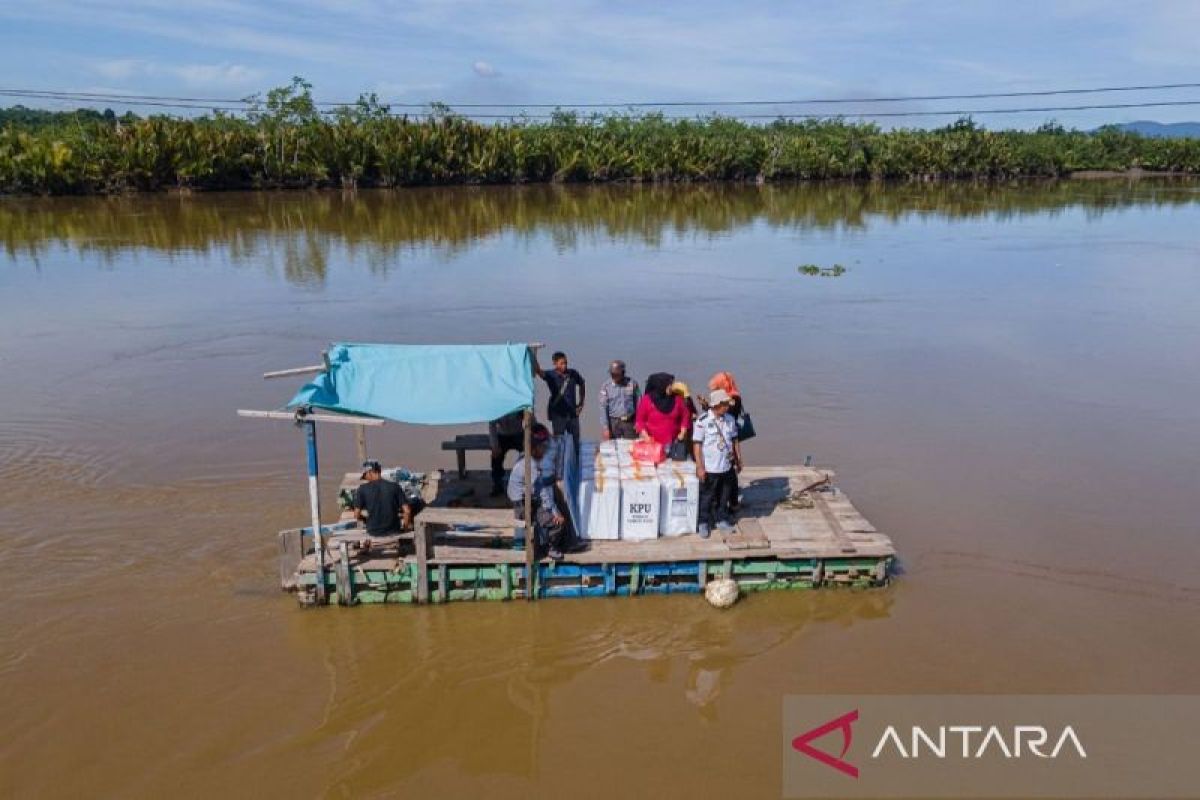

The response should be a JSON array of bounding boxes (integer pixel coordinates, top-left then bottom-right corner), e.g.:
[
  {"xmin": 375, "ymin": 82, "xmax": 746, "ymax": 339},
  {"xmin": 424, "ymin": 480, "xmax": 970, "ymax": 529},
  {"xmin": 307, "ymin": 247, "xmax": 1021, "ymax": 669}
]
[
  {"xmin": 4, "ymin": 179, "xmax": 1199, "ymax": 285},
  {"xmin": 287, "ymin": 589, "xmax": 895, "ymax": 790},
  {"xmin": 1, "ymin": 179, "xmax": 1199, "ymax": 797}
]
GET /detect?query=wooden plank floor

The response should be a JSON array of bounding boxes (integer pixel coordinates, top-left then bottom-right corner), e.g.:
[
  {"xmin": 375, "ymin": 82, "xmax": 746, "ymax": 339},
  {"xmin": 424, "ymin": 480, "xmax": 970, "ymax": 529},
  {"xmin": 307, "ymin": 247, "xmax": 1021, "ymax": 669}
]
[{"xmin": 299, "ymin": 465, "xmax": 894, "ymax": 574}]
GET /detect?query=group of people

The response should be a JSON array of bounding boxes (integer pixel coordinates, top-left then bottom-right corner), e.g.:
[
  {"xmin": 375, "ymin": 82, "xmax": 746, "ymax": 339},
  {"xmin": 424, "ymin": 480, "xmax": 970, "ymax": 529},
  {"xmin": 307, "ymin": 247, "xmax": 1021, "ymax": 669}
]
[
  {"xmin": 349, "ymin": 349, "xmax": 752, "ymax": 559},
  {"xmin": 493, "ymin": 351, "xmax": 753, "ymax": 549}
]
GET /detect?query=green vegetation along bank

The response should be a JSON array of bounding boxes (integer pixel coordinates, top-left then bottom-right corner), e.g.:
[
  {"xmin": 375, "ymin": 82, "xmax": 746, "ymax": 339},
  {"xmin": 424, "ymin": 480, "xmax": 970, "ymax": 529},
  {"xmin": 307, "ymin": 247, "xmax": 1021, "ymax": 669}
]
[{"xmin": 3, "ymin": 79, "xmax": 1199, "ymax": 195}]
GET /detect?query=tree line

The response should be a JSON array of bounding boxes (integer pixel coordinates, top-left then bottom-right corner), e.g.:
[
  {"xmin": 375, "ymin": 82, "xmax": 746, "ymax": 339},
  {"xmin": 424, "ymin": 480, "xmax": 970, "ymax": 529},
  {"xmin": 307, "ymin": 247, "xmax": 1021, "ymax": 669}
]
[{"xmin": 2, "ymin": 78, "xmax": 1198, "ymax": 195}]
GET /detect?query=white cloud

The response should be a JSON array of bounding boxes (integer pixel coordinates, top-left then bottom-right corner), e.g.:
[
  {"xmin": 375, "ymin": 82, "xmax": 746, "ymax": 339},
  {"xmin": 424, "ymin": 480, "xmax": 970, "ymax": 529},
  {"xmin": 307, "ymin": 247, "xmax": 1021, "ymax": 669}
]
[
  {"xmin": 169, "ymin": 62, "xmax": 263, "ymax": 87},
  {"xmin": 472, "ymin": 60, "xmax": 498, "ymax": 78},
  {"xmin": 372, "ymin": 80, "xmax": 446, "ymax": 101},
  {"xmin": 93, "ymin": 58, "xmax": 145, "ymax": 80},
  {"xmin": 90, "ymin": 58, "xmax": 263, "ymax": 88}
]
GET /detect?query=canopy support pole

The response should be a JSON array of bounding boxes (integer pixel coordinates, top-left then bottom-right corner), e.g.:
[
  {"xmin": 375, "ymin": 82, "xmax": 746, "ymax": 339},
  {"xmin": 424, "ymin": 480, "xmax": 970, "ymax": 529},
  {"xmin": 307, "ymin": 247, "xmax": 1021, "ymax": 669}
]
[
  {"xmin": 355, "ymin": 424, "xmax": 367, "ymax": 463},
  {"xmin": 237, "ymin": 409, "xmax": 385, "ymax": 427},
  {"xmin": 304, "ymin": 419, "xmax": 328, "ymax": 605},
  {"xmin": 262, "ymin": 364, "xmax": 325, "ymax": 380},
  {"xmin": 523, "ymin": 407, "xmax": 535, "ymax": 601}
]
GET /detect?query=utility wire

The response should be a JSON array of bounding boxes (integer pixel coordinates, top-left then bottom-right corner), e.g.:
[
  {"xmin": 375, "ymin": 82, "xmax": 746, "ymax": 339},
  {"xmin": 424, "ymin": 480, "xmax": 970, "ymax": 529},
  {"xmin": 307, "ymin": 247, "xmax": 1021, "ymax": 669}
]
[
  {"xmin": 692, "ymin": 98, "xmax": 1200, "ymax": 119},
  {"xmin": 4, "ymin": 89, "xmax": 1200, "ymax": 120},
  {"xmin": 0, "ymin": 88, "xmax": 256, "ymax": 105},
  {"xmin": 2, "ymin": 80, "xmax": 1200, "ymax": 109},
  {"xmin": 7, "ymin": 94, "xmax": 1200, "ymax": 119},
  {"xmin": 0, "ymin": 94, "xmax": 250, "ymax": 113},
  {"xmin": 353, "ymin": 81, "xmax": 1200, "ymax": 108}
]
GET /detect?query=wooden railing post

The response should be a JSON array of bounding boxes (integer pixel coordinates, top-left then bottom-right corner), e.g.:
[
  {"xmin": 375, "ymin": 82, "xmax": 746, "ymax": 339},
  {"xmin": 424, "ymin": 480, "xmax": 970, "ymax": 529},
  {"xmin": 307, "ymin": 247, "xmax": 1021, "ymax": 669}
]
[
  {"xmin": 523, "ymin": 407, "xmax": 536, "ymax": 601},
  {"xmin": 414, "ymin": 520, "xmax": 432, "ymax": 604}
]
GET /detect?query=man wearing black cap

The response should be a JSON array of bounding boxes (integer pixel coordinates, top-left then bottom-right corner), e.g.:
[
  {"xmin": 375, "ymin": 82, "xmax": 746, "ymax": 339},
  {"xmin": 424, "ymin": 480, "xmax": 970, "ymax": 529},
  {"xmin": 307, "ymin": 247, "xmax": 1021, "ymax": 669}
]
[{"xmin": 353, "ymin": 461, "xmax": 423, "ymax": 536}]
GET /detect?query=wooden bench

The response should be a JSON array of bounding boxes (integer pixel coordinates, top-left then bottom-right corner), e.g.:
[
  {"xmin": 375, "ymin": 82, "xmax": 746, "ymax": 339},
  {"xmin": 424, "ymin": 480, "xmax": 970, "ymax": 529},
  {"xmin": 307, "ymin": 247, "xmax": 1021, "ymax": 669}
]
[{"xmin": 440, "ymin": 433, "xmax": 492, "ymax": 478}]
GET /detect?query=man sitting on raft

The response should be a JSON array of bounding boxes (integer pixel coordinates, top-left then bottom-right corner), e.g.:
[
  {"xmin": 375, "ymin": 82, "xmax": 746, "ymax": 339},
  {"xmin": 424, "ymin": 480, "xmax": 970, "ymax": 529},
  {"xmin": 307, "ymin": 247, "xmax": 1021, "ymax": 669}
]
[{"xmin": 353, "ymin": 460, "xmax": 425, "ymax": 537}]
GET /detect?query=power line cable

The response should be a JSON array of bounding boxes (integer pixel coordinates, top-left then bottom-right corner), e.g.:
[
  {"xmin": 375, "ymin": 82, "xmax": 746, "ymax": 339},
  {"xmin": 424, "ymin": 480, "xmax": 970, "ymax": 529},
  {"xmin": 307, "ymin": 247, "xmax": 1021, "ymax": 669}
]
[
  {"xmin": 0, "ymin": 88, "xmax": 255, "ymax": 105},
  {"xmin": 3, "ymin": 80, "xmax": 1200, "ymax": 109},
  {"xmin": 462, "ymin": 98, "xmax": 1200, "ymax": 119},
  {"xmin": 5, "ymin": 89, "xmax": 1200, "ymax": 120},
  {"xmin": 687, "ymin": 98, "xmax": 1200, "ymax": 119},
  {"xmin": 0, "ymin": 95, "xmax": 250, "ymax": 113},
  {"xmin": 354, "ymin": 81, "xmax": 1200, "ymax": 108}
]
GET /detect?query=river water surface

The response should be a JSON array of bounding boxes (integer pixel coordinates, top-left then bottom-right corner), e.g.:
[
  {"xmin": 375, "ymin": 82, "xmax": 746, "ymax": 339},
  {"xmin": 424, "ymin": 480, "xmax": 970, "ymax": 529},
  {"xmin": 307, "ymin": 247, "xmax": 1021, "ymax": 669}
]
[{"xmin": 2, "ymin": 181, "xmax": 1199, "ymax": 798}]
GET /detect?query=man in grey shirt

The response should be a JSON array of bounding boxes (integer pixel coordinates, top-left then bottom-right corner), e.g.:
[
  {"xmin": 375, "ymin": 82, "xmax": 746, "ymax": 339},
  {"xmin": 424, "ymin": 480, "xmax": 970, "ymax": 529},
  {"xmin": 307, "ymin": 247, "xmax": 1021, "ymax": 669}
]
[{"xmin": 598, "ymin": 359, "xmax": 640, "ymax": 440}]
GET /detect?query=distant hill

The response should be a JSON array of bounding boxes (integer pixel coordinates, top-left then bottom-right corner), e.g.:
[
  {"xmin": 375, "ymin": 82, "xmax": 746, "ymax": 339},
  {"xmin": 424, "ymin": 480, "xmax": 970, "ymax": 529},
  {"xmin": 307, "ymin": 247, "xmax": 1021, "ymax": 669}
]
[{"xmin": 1109, "ymin": 121, "xmax": 1200, "ymax": 139}]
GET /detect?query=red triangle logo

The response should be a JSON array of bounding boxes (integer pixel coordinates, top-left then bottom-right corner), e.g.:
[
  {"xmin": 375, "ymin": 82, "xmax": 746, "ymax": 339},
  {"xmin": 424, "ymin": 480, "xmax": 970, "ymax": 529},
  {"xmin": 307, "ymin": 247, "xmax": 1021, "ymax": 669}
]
[{"xmin": 791, "ymin": 709, "xmax": 859, "ymax": 778}]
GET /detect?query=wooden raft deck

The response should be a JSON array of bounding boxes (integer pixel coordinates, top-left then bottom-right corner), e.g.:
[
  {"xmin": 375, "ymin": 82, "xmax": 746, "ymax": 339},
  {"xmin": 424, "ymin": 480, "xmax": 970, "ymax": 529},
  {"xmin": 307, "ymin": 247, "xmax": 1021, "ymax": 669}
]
[{"xmin": 279, "ymin": 465, "xmax": 895, "ymax": 605}]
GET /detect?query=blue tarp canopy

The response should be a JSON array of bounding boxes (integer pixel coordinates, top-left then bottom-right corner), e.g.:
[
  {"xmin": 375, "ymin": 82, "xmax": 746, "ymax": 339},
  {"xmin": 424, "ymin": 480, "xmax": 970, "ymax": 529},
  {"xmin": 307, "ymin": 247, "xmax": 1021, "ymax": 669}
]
[{"xmin": 287, "ymin": 343, "xmax": 534, "ymax": 425}]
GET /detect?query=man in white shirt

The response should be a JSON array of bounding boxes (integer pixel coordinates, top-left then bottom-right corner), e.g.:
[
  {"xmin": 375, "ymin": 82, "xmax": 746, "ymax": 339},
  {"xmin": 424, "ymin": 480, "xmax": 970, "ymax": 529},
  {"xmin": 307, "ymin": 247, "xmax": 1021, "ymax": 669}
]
[{"xmin": 692, "ymin": 389, "xmax": 742, "ymax": 538}]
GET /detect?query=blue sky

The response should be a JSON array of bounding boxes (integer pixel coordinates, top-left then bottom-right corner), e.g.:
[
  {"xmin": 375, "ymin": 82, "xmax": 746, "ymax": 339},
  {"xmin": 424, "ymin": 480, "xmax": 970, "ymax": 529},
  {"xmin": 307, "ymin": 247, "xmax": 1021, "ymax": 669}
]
[{"xmin": 3, "ymin": 0, "xmax": 1200, "ymax": 128}]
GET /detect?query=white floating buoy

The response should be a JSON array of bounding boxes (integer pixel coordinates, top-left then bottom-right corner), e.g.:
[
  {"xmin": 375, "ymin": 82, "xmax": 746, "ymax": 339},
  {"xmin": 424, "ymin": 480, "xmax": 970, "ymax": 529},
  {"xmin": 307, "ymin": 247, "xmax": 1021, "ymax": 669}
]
[{"xmin": 705, "ymin": 577, "xmax": 739, "ymax": 609}]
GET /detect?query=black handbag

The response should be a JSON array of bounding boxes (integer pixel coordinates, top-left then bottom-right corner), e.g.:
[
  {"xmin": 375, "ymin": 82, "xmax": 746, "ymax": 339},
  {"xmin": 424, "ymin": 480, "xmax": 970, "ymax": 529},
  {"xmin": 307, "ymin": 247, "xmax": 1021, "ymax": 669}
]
[
  {"xmin": 737, "ymin": 412, "xmax": 757, "ymax": 442},
  {"xmin": 667, "ymin": 438, "xmax": 689, "ymax": 461}
]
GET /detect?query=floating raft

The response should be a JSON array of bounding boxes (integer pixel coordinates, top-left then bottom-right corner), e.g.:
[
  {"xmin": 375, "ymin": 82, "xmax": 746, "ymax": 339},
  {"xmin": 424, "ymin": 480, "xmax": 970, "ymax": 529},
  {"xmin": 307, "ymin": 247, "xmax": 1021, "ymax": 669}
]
[{"xmin": 278, "ymin": 465, "xmax": 894, "ymax": 605}]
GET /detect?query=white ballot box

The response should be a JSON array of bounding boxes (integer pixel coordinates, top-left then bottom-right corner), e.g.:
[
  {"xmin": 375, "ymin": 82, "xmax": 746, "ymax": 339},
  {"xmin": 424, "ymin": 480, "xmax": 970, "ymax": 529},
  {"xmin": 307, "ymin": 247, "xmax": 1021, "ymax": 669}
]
[
  {"xmin": 577, "ymin": 466, "xmax": 621, "ymax": 540},
  {"xmin": 657, "ymin": 463, "xmax": 699, "ymax": 536},
  {"xmin": 619, "ymin": 465, "xmax": 660, "ymax": 541}
]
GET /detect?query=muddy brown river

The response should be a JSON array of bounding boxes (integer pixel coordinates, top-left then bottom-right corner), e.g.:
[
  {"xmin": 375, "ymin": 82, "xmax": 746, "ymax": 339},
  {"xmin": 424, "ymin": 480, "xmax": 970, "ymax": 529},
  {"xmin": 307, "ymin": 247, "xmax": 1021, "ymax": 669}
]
[{"xmin": 2, "ymin": 181, "xmax": 1199, "ymax": 798}]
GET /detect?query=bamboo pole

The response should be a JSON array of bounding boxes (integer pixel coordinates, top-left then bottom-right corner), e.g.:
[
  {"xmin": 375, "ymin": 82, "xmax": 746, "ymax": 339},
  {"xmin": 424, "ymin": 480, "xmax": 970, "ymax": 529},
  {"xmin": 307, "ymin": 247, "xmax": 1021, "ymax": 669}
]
[
  {"xmin": 237, "ymin": 409, "xmax": 384, "ymax": 426},
  {"xmin": 523, "ymin": 407, "xmax": 535, "ymax": 601},
  {"xmin": 266, "ymin": 344, "xmax": 540, "ymax": 381},
  {"xmin": 262, "ymin": 364, "xmax": 325, "ymax": 380}
]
